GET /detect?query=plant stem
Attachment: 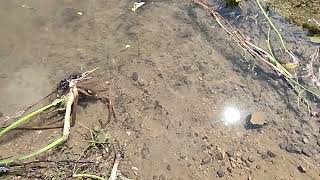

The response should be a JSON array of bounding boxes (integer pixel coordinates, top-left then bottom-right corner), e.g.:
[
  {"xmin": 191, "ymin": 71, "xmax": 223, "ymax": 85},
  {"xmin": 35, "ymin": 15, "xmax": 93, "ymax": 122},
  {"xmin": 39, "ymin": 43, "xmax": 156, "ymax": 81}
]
[
  {"xmin": 256, "ymin": 0, "xmax": 289, "ymax": 54},
  {"xmin": 0, "ymin": 93, "xmax": 73, "ymax": 165},
  {"xmin": 0, "ymin": 98, "xmax": 64, "ymax": 138}
]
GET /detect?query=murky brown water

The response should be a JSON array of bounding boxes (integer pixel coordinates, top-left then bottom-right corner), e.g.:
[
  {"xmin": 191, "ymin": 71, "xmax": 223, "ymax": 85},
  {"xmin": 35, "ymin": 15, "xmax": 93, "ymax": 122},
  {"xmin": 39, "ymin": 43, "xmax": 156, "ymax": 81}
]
[{"xmin": 0, "ymin": 0, "xmax": 320, "ymax": 179}]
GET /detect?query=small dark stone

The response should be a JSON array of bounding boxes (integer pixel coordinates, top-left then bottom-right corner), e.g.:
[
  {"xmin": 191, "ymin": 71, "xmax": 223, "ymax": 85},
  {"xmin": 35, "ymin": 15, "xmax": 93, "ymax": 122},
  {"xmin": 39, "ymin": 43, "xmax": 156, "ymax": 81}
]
[
  {"xmin": 153, "ymin": 175, "xmax": 157, "ymax": 180},
  {"xmin": 226, "ymin": 150, "xmax": 235, "ymax": 157},
  {"xmin": 216, "ymin": 152, "xmax": 224, "ymax": 160},
  {"xmin": 201, "ymin": 155, "xmax": 211, "ymax": 165},
  {"xmin": 279, "ymin": 143, "xmax": 287, "ymax": 149},
  {"xmin": 166, "ymin": 164, "xmax": 171, "ymax": 171},
  {"xmin": 248, "ymin": 156, "xmax": 254, "ymax": 163},
  {"xmin": 267, "ymin": 150, "xmax": 276, "ymax": 158},
  {"xmin": 256, "ymin": 164, "xmax": 261, "ymax": 169},
  {"xmin": 217, "ymin": 170, "xmax": 225, "ymax": 177},
  {"xmin": 0, "ymin": 111, "xmax": 3, "ymax": 118},
  {"xmin": 317, "ymin": 140, "xmax": 320, "ymax": 147},
  {"xmin": 297, "ymin": 165, "xmax": 307, "ymax": 173},
  {"xmin": 132, "ymin": 72, "xmax": 139, "ymax": 81},
  {"xmin": 302, "ymin": 148, "xmax": 312, "ymax": 157},
  {"xmin": 295, "ymin": 129, "xmax": 302, "ymax": 134},
  {"xmin": 227, "ymin": 167, "xmax": 233, "ymax": 173}
]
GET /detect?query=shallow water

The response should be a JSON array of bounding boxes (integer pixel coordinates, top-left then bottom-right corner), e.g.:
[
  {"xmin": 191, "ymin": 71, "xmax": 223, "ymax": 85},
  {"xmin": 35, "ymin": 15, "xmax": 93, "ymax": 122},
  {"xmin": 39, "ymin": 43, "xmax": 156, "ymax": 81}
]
[{"xmin": 0, "ymin": 0, "xmax": 319, "ymax": 179}]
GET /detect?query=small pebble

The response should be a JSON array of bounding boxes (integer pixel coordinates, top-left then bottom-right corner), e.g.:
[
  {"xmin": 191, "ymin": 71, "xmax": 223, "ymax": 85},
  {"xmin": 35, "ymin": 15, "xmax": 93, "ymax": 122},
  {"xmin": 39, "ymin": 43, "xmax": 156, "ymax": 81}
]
[
  {"xmin": 227, "ymin": 167, "xmax": 233, "ymax": 173},
  {"xmin": 266, "ymin": 150, "xmax": 276, "ymax": 158},
  {"xmin": 256, "ymin": 164, "xmax": 261, "ymax": 169},
  {"xmin": 248, "ymin": 156, "xmax": 255, "ymax": 163},
  {"xmin": 132, "ymin": 72, "xmax": 139, "ymax": 81},
  {"xmin": 302, "ymin": 137, "xmax": 309, "ymax": 144},
  {"xmin": 297, "ymin": 165, "xmax": 307, "ymax": 173},
  {"xmin": 217, "ymin": 170, "xmax": 225, "ymax": 177},
  {"xmin": 249, "ymin": 111, "xmax": 267, "ymax": 125},
  {"xmin": 230, "ymin": 161, "xmax": 236, "ymax": 168},
  {"xmin": 216, "ymin": 152, "xmax": 224, "ymax": 161},
  {"xmin": 166, "ymin": 164, "xmax": 171, "ymax": 171},
  {"xmin": 295, "ymin": 129, "xmax": 302, "ymax": 134},
  {"xmin": 138, "ymin": 79, "xmax": 145, "ymax": 86},
  {"xmin": 226, "ymin": 150, "xmax": 235, "ymax": 157},
  {"xmin": 245, "ymin": 161, "xmax": 251, "ymax": 168},
  {"xmin": 229, "ymin": 157, "xmax": 236, "ymax": 162},
  {"xmin": 201, "ymin": 155, "xmax": 211, "ymax": 165},
  {"xmin": 317, "ymin": 140, "xmax": 320, "ymax": 146}
]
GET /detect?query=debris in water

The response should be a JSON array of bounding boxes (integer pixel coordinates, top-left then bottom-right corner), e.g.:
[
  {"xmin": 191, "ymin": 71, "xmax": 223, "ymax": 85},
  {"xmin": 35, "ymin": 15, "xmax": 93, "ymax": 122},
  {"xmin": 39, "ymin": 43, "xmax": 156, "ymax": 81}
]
[{"xmin": 132, "ymin": 2, "xmax": 145, "ymax": 12}]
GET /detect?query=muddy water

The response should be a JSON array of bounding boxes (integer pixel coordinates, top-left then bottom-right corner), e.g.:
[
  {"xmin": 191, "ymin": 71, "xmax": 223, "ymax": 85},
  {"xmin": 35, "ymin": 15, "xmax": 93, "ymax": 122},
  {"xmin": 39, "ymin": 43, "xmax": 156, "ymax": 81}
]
[{"xmin": 0, "ymin": 0, "xmax": 320, "ymax": 179}]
